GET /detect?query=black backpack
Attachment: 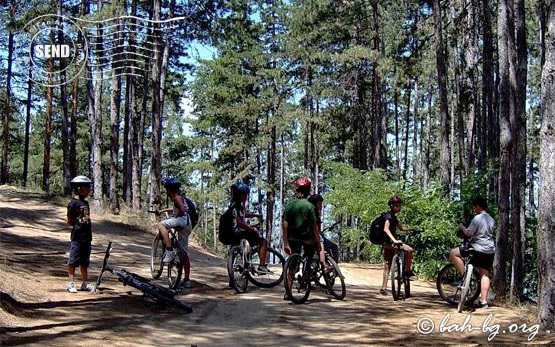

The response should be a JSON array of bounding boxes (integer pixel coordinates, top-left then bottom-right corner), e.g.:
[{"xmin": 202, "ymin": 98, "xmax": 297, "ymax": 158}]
[
  {"xmin": 218, "ymin": 206, "xmax": 235, "ymax": 245},
  {"xmin": 369, "ymin": 213, "xmax": 387, "ymax": 245},
  {"xmin": 185, "ymin": 197, "xmax": 199, "ymax": 229}
]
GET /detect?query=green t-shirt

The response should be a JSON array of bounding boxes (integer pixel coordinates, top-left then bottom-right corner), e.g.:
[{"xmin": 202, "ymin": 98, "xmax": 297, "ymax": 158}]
[{"xmin": 283, "ymin": 198, "xmax": 317, "ymax": 241}]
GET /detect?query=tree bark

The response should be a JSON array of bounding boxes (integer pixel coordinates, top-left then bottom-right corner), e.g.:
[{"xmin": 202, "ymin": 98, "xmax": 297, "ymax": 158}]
[{"xmin": 538, "ymin": 0, "xmax": 555, "ymax": 331}]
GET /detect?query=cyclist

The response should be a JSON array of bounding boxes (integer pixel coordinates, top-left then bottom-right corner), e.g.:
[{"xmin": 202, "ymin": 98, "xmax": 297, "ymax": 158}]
[
  {"xmin": 450, "ymin": 196, "xmax": 495, "ymax": 308},
  {"xmin": 379, "ymin": 196, "xmax": 417, "ymax": 296},
  {"xmin": 308, "ymin": 194, "xmax": 339, "ymax": 263},
  {"xmin": 157, "ymin": 177, "xmax": 193, "ymax": 288},
  {"xmin": 228, "ymin": 182, "xmax": 270, "ymax": 274},
  {"xmin": 66, "ymin": 175, "xmax": 95, "ymax": 293},
  {"xmin": 282, "ymin": 178, "xmax": 321, "ymax": 298}
]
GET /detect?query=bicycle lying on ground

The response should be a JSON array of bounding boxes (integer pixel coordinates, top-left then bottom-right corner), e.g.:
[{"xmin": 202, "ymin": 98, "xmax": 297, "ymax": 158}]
[
  {"xmin": 149, "ymin": 210, "xmax": 184, "ymax": 290},
  {"xmin": 390, "ymin": 229, "xmax": 423, "ymax": 301},
  {"xmin": 284, "ymin": 245, "xmax": 346, "ymax": 304},
  {"xmin": 228, "ymin": 237, "xmax": 286, "ymax": 293},
  {"xmin": 94, "ymin": 242, "xmax": 192, "ymax": 312},
  {"xmin": 436, "ymin": 238, "xmax": 480, "ymax": 312}
]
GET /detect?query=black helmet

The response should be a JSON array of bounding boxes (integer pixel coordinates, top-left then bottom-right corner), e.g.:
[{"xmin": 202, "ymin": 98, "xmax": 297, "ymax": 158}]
[
  {"xmin": 70, "ymin": 175, "xmax": 92, "ymax": 187},
  {"xmin": 163, "ymin": 177, "xmax": 181, "ymax": 189},
  {"xmin": 388, "ymin": 196, "xmax": 403, "ymax": 206}
]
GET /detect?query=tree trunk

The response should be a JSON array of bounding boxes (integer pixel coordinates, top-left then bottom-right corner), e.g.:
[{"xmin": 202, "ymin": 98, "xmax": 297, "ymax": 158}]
[
  {"xmin": 109, "ymin": 19, "xmax": 123, "ymax": 214},
  {"xmin": 538, "ymin": 0, "xmax": 555, "ymax": 330},
  {"xmin": 1, "ymin": 0, "xmax": 14, "ymax": 185},
  {"xmin": 432, "ymin": 0, "xmax": 451, "ymax": 192}
]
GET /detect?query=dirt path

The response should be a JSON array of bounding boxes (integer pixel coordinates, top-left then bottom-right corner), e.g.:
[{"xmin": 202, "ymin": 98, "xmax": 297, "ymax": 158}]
[{"xmin": 0, "ymin": 186, "xmax": 552, "ymax": 346}]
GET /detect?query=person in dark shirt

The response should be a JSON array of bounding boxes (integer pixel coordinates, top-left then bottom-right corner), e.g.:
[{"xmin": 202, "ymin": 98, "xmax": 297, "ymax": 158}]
[{"xmin": 66, "ymin": 176, "xmax": 94, "ymax": 293}]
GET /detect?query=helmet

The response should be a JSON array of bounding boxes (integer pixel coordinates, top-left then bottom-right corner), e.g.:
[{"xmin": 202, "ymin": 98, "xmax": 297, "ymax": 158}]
[
  {"xmin": 233, "ymin": 182, "xmax": 251, "ymax": 194},
  {"xmin": 294, "ymin": 177, "xmax": 311, "ymax": 188},
  {"xmin": 163, "ymin": 177, "xmax": 181, "ymax": 189},
  {"xmin": 69, "ymin": 175, "xmax": 92, "ymax": 187},
  {"xmin": 308, "ymin": 194, "xmax": 323, "ymax": 204},
  {"xmin": 388, "ymin": 196, "xmax": 403, "ymax": 206}
]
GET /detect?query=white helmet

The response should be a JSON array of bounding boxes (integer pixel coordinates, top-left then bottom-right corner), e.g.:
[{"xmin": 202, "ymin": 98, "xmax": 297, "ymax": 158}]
[{"xmin": 70, "ymin": 175, "xmax": 92, "ymax": 187}]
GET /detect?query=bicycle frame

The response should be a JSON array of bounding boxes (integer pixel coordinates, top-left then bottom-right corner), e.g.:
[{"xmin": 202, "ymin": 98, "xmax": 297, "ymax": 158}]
[{"xmin": 95, "ymin": 242, "xmax": 192, "ymax": 312}]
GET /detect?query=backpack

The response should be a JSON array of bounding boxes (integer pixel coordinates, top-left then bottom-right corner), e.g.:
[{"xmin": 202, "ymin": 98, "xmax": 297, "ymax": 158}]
[
  {"xmin": 185, "ymin": 197, "xmax": 199, "ymax": 229},
  {"xmin": 218, "ymin": 206, "xmax": 235, "ymax": 245},
  {"xmin": 369, "ymin": 213, "xmax": 387, "ymax": 245}
]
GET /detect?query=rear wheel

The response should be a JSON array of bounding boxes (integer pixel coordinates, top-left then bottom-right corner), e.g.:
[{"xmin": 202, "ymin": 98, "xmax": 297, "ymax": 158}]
[
  {"xmin": 150, "ymin": 234, "xmax": 164, "ymax": 279},
  {"xmin": 248, "ymin": 247, "xmax": 285, "ymax": 288},
  {"xmin": 323, "ymin": 254, "xmax": 346, "ymax": 300},
  {"xmin": 284, "ymin": 254, "xmax": 311, "ymax": 304},
  {"xmin": 167, "ymin": 247, "xmax": 183, "ymax": 290},
  {"xmin": 228, "ymin": 245, "xmax": 248, "ymax": 293},
  {"xmin": 436, "ymin": 263, "xmax": 480, "ymax": 306}
]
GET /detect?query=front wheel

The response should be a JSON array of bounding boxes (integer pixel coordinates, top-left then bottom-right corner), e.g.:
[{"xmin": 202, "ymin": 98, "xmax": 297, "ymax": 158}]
[
  {"xmin": 391, "ymin": 254, "xmax": 403, "ymax": 301},
  {"xmin": 284, "ymin": 254, "xmax": 311, "ymax": 304},
  {"xmin": 228, "ymin": 245, "xmax": 248, "ymax": 293},
  {"xmin": 150, "ymin": 234, "xmax": 164, "ymax": 279},
  {"xmin": 457, "ymin": 264, "xmax": 474, "ymax": 313},
  {"xmin": 247, "ymin": 247, "xmax": 285, "ymax": 288},
  {"xmin": 323, "ymin": 254, "xmax": 346, "ymax": 300}
]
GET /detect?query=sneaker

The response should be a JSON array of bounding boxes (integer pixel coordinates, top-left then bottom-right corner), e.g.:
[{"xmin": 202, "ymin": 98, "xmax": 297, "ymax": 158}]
[
  {"xmin": 81, "ymin": 282, "xmax": 95, "ymax": 291},
  {"xmin": 379, "ymin": 289, "xmax": 391, "ymax": 296},
  {"xmin": 478, "ymin": 301, "xmax": 489, "ymax": 308},
  {"xmin": 182, "ymin": 280, "xmax": 193, "ymax": 289},
  {"xmin": 257, "ymin": 265, "xmax": 272, "ymax": 274},
  {"xmin": 404, "ymin": 270, "xmax": 418, "ymax": 281},
  {"xmin": 67, "ymin": 282, "xmax": 78, "ymax": 293},
  {"xmin": 162, "ymin": 249, "xmax": 176, "ymax": 263}
]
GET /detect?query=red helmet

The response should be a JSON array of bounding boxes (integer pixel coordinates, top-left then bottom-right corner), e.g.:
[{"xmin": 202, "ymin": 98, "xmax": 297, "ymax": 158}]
[
  {"xmin": 295, "ymin": 177, "xmax": 311, "ymax": 188},
  {"xmin": 388, "ymin": 196, "xmax": 403, "ymax": 206}
]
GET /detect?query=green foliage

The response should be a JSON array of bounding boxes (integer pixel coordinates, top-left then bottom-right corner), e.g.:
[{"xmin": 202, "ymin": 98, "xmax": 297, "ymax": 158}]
[{"xmin": 324, "ymin": 161, "xmax": 462, "ymax": 279}]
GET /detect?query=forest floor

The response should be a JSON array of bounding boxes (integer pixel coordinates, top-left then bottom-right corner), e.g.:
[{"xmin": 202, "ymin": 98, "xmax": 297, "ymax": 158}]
[{"xmin": 0, "ymin": 185, "xmax": 553, "ymax": 346}]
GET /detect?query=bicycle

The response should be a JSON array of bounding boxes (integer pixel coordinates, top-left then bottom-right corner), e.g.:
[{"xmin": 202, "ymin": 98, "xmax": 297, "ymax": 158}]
[
  {"xmin": 148, "ymin": 210, "xmax": 184, "ymax": 290},
  {"xmin": 436, "ymin": 239, "xmax": 480, "ymax": 312},
  {"xmin": 227, "ymin": 237, "xmax": 286, "ymax": 293},
  {"xmin": 94, "ymin": 242, "xmax": 192, "ymax": 312},
  {"xmin": 284, "ymin": 245, "xmax": 346, "ymax": 304},
  {"xmin": 389, "ymin": 229, "xmax": 423, "ymax": 301}
]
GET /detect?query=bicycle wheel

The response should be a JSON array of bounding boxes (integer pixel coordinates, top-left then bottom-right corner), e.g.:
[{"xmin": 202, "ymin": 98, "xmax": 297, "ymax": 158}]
[
  {"xmin": 437, "ymin": 263, "xmax": 480, "ymax": 306},
  {"xmin": 248, "ymin": 247, "xmax": 285, "ymax": 288},
  {"xmin": 323, "ymin": 254, "xmax": 346, "ymax": 300},
  {"xmin": 150, "ymin": 234, "xmax": 164, "ymax": 279},
  {"xmin": 228, "ymin": 245, "xmax": 248, "ymax": 293},
  {"xmin": 135, "ymin": 280, "xmax": 192, "ymax": 313},
  {"xmin": 391, "ymin": 254, "xmax": 403, "ymax": 301},
  {"xmin": 457, "ymin": 264, "xmax": 474, "ymax": 313},
  {"xmin": 166, "ymin": 247, "xmax": 183, "ymax": 290},
  {"xmin": 284, "ymin": 254, "xmax": 311, "ymax": 304}
]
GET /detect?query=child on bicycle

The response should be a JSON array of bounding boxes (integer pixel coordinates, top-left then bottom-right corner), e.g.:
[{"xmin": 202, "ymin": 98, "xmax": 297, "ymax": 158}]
[
  {"xmin": 379, "ymin": 196, "xmax": 417, "ymax": 296},
  {"xmin": 66, "ymin": 176, "xmax": 95, "ymax": 293},
  {"xmin": 228, "ymin": 182, "xmax": 270, "ymax": 274},
  {"xmin": 157, "ymin": 177, "xmax": 193, "ymax": 288},
  {"xmin": 282, "ymin": 178, "xmax": 321, "ymax": 298},
  {"xmin": 450, "ymin": 196, "xmax": 495, "ymax": 308}
]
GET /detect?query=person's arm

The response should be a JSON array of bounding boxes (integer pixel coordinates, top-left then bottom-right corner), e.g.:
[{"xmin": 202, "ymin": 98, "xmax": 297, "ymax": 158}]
[
  {"xmin": 384, "ymin": 220, "xmax": 399, "ymax": 243},
  {"xmin": 311, "ymin": 223, "xmax": 322, "ymax": 252},
  {"xmin": 282, "ymin": 220, "xmax": 291, "ymax": 255},
  {"xmin": 397, "ymin": 224, "xmax": 413, "ymax": 233}
]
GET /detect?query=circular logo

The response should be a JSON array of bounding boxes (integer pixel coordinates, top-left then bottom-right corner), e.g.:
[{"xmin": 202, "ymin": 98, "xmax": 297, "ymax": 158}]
[{"xmin": 14, "ymin": 14, "xmax": 88, "ymax": 87}]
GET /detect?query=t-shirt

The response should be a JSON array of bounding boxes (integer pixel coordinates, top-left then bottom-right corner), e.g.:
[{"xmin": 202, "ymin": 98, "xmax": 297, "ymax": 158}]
[
  {"xmin": 467, "ymin": 213, "xmax": 496, "ymax": 254},
  {"xmin": 230, "ymin": 201, "xmax": 245, "ymax": 233},
  {"xmin": 283, "ymin": 198, "xmax": 317, "ymax": 241},
  {"xmin": 383, "ymin": 211, "xmax": 399, "ymax": 241},
  {"xmin": 67, "ymin": 197, "xmax": 92, "ymax": 242}
]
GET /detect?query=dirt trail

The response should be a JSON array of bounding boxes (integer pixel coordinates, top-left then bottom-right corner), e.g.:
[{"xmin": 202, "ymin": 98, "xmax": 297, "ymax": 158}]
[{"xmin": 0, "ymin": 185, "xmax": 551, "ymax": 346}]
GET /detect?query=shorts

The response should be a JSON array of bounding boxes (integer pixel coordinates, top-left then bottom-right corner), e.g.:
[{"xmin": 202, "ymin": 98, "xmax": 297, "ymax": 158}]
[
  {"xmin": 162, "ymin": 216, "xmax": 192, "ymax": 252},
  {"xmin": 288, "ymin": 238, "xmax": 318, "ymax": 257},
  {"xmin": 230, "ymin": 230, "xmax": 265, "ymax": 247},
  {"xmin": 459, "ymin": 244, "xmax": 494, "ymax": 271},
  {"xmin": 67, "ymin": 241, "xmax": 91, "ymax": 267}
]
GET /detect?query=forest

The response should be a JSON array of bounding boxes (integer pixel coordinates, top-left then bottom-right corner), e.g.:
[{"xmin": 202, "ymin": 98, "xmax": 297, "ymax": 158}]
[{"xmin": 1, "ymin": 0, "xmax": 555, "ymax": 330}]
